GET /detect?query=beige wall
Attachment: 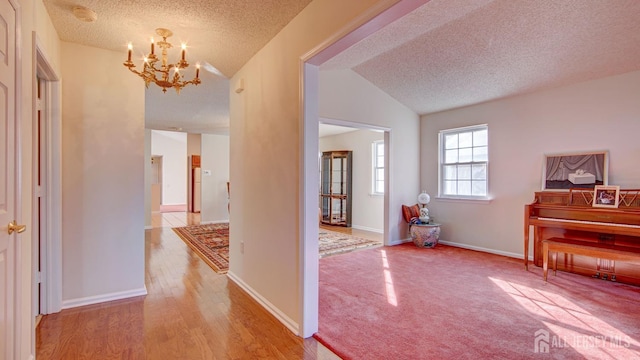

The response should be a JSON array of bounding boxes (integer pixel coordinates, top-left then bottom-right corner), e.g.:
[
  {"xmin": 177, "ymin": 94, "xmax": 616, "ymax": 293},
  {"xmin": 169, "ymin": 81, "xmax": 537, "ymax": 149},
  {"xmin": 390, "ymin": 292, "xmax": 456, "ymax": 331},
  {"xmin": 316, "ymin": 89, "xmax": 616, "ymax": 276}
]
[
  {"xmin": 421, "ymin": 70, "xmax": 640, "ymax": 257},
  {"xmin": 228, "ymin": 0, "xmax": 386, "ymax": 334},
  {"xmin": 61, "ymin": 42, "xmax": 146, "ymax": 305},
  {"xmin": 144, "ymin": 129, "xmax": 152, "ymax": 227},
  {"xmin": 187, "ymin": 133, "xmax": 201, "ymax": 156}
]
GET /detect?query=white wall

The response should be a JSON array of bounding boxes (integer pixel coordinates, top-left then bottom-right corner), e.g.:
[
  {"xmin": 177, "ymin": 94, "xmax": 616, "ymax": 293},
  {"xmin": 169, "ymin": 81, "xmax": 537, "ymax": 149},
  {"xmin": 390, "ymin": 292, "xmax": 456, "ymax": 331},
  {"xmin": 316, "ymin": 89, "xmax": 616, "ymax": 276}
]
[
  {"xmin": 421, "ymin": 70, "xmax": 640, "ymax": 258},
  {"xmin": 61, "ymin": 42, "xmax": 146, "ymax": 305},
  {"xmin": 151, "ymin": 130, "xmax": 187, "ymax": 205},
  {"xmin": 228, "ymin": 0, "xmax": 384, "ymax": 335},
  {"xmin": 320, "ymin": 130, "xmax": 384, "ymax": 232},
  {"xmin": 201, "ymin": 134, "xmax": 230, "ymax": 223},
  {"xmin": 319, "ymin": 69, "xmax": 420, "ymax": 242}
]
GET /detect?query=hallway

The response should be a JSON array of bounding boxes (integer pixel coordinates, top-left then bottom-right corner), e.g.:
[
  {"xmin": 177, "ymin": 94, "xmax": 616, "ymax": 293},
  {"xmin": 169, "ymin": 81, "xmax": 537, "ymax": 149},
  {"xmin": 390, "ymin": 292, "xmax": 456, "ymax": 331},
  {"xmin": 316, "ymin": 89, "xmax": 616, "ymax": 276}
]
[{"xmin": 36, "ymin": 213, "xmax": 339, "ymax": 359}]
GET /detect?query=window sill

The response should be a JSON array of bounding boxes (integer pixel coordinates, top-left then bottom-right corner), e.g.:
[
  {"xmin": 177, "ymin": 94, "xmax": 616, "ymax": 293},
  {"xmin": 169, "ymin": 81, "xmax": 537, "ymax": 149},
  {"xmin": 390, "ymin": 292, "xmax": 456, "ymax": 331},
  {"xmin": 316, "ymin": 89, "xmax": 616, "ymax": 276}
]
[{"xmin": 435, "ymin": 196, "xmax": 492, "ymax": 204}]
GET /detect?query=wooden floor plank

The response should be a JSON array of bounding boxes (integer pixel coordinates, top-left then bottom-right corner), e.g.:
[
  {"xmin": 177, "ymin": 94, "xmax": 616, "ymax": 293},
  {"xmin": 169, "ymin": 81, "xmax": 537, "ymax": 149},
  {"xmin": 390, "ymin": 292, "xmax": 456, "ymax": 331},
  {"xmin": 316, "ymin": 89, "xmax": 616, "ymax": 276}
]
[{"xmin": 36, "ymin": 212, "xmax": 340, "ymax": 359}]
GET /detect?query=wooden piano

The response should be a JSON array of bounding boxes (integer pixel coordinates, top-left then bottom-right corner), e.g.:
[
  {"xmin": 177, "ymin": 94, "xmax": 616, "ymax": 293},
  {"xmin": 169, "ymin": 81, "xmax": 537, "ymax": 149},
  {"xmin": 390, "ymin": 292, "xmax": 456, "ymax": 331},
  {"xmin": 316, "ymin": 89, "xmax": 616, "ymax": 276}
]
[{"xmin": 524, "ymin": 189, "xmax": 640, "ymax": 285}]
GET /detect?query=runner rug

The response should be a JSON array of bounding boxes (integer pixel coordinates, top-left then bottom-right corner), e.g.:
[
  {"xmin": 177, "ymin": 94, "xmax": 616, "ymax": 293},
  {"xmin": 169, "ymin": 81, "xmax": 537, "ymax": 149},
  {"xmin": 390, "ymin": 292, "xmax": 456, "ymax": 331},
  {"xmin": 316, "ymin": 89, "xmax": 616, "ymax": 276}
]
[
  {"xmin": 172, "ymin": 224, "xmax": 381, "ymax": 273},
  {"xmin": 173, "ymin": 223, "xmax": 230, "ymax": 274}
]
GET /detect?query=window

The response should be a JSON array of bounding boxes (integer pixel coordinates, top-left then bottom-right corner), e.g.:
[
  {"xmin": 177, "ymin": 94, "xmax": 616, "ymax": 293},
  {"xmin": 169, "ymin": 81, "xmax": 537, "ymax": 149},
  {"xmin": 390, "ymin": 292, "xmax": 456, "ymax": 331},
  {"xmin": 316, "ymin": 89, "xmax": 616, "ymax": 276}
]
[
  {"xmin": 439, "ymin": 125, "xmax": 488, "ymax": 198},
  {"xmin": 372, "ymin": 140, "xmax": 384, "ymax": 194}
]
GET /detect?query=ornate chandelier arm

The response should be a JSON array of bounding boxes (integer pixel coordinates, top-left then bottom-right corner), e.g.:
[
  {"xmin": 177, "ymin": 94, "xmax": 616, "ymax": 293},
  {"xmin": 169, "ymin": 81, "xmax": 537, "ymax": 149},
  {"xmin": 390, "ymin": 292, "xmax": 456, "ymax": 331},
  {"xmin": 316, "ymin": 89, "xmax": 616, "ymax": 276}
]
[{"xmin": 123, "ymin": 28, "xmax": 202, "ymax": 93}]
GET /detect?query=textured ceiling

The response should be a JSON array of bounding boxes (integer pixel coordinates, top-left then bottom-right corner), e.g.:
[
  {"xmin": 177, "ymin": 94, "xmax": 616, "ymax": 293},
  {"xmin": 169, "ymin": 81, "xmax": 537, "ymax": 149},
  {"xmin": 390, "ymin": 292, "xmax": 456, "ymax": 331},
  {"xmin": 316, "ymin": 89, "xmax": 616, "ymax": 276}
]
[
  {"xmin": 43, "ymin": 0, "xmax": 313, "ymax": 77},
  {"xmin": 324, "ymin": 0, "xmax": 640, "ymax": 115},
  {"xmin": 43, "ymin": 0, "xmax": 640, "ymax": 133},
  {"xmin": 43, "ymin": 0, "xmax": 313, "ymax": 134}
]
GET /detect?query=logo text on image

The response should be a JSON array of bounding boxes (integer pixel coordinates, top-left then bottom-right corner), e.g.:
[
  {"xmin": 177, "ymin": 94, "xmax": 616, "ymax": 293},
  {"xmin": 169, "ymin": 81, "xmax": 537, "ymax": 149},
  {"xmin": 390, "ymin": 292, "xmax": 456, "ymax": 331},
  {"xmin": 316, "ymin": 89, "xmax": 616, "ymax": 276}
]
[
  {"xmin": 534, "ymin": 329, "xmax": 550, "ymax": 353},
  {"xmin": 533, "ymin": 329, "xmax": 631, "ymax": 353}
]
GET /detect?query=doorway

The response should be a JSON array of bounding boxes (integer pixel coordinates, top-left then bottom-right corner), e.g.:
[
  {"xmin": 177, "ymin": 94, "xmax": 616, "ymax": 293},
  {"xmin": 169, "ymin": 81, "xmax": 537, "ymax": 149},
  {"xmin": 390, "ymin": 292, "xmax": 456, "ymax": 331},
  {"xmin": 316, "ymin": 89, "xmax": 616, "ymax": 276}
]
[
  {"xmin": 151, "ymin": 155, "xmax": 163, "ymax": 212},
  {"xmin": 300, "ymin": 0, "xmax": 424, "ymax": 338},
  {"xmin": 33, "ymin": 36, "xmax": 63, "ymax": 320},
  {"xmin": 318, "ymin": 123, "xmax": 387, "ymax": 237}
]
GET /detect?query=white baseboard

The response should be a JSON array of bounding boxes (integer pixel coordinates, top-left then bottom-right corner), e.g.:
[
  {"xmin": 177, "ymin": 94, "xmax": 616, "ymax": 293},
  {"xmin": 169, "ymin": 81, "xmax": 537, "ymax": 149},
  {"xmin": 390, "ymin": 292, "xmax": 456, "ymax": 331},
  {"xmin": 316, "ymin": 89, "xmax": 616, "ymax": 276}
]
[
  {"xmin": 61, "ymin": 286, "xmax": 148, "ymax": 310},
  {"xmin": 226, "ymin": 271, "xmax": 299, "ymax": 336},
  {"xmin": 388, "ymin": 237, "xmax": 412, "ymax": 246},
  {"xmin": 438, "ymin": 240, "xmax": 529, "ymax": 260},
  {"xmin": 386, "ymin": 238, "xmax": 531, "ymax": 261},
  {"xmin": 199, "ymin": 219, "xmax": 229, "ymax": 225},
  {"xmin": 351, "ymin": 225, "xmax": 383, "ymax": 234}
]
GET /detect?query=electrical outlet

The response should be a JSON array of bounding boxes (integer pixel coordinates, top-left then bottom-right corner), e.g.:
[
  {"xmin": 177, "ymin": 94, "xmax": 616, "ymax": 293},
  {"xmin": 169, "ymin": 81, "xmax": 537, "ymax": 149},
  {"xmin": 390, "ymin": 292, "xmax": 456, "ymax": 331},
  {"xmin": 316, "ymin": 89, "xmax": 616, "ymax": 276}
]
[{"xmin": 240, "ymin": 241, "xmax": 244, "ymax": 254}]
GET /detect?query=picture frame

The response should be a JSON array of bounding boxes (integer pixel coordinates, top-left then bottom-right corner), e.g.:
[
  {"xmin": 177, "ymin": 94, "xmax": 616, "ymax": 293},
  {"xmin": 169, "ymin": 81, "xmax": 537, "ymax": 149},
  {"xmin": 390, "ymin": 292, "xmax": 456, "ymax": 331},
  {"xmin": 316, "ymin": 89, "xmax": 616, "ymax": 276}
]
[
  {"xmin": 541, "ymin": 150, "xmax": 608, "ymax": 191},
  {"xmin": 593, "ymin": 185, "xmax": 620, "ymax": 208}
]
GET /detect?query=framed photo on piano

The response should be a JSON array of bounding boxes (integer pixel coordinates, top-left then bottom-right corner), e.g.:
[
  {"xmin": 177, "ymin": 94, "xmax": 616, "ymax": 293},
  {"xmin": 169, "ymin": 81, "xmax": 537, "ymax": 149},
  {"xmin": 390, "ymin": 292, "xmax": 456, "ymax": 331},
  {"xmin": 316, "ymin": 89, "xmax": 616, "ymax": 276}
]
[
  {"xmin": 541, "ymin": 150, "xmax": 609, "ymax": 191},
  {"xmin": 593, "ymin": 185, "xmax": 619, "ymax": 208}
]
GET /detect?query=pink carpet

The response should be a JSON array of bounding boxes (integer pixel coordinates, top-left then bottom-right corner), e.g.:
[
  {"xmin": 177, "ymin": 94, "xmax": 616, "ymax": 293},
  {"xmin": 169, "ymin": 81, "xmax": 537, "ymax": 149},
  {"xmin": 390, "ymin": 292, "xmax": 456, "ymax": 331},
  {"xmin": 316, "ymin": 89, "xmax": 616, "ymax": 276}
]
[{"xmin": 315, "ymin": 243, "xmax": 640, "ymax": 359}]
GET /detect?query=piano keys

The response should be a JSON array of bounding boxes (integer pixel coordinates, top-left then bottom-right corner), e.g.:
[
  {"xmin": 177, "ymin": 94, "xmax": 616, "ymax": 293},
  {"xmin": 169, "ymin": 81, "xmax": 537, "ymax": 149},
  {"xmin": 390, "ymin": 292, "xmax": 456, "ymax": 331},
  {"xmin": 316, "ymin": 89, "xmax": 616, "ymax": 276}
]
[{"xmin": 524, "ymin": 189, "xmax": 640, "ymax": 285}]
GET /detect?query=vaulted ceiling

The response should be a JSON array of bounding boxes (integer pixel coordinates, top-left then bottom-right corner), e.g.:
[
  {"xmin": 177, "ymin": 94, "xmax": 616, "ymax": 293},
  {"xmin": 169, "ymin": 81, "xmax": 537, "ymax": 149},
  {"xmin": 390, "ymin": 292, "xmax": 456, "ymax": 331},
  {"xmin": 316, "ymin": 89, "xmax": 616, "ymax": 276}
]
[{"xmin": 43, "ymin": 0, "xmax": 640, "ymax": 134}]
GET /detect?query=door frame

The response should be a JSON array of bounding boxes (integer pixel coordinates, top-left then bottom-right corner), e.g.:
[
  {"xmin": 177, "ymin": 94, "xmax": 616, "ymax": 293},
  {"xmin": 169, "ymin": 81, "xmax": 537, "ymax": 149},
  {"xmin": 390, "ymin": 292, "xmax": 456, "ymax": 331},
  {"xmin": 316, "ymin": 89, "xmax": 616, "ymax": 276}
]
[
  {"xmin": 298, "ymin": 0, "xmax": 426, "ymax": 338},
  {"xmin": 31, "ymin": 33, "xmax": 62, "ymax": 316}
]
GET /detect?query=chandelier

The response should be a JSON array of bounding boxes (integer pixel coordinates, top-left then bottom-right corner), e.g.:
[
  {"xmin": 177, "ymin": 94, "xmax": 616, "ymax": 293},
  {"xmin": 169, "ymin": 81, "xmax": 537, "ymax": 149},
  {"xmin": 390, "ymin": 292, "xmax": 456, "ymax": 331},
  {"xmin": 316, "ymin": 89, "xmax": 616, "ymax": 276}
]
[{"xmin": 123, "ymin": 28, "xmax": 201, "ymax": 94}]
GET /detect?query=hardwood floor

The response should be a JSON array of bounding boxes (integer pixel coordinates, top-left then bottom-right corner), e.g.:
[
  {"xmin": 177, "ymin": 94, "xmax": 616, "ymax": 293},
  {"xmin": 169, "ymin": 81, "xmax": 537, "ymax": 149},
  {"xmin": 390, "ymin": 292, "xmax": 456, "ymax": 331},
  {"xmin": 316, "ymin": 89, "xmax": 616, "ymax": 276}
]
[
  {"xmin": 150, "ymin": 210, "xmax": 201, "ymax": 228},
  {"xmin": 36, "ymin": 212, "xmax": 340, "ymax": 359}
]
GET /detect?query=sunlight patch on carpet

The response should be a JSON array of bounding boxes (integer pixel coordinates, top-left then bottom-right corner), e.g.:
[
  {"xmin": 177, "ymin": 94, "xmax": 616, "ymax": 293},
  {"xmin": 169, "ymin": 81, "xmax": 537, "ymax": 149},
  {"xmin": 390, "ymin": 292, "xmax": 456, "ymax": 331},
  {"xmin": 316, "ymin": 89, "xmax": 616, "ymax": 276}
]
[
  {"xmin": 489, "ymin": 277, "xmax": 638, "ymax": 357},
  {"xmin": 381, "ymin": 250, "xmax": 397, "ymax": 306}
]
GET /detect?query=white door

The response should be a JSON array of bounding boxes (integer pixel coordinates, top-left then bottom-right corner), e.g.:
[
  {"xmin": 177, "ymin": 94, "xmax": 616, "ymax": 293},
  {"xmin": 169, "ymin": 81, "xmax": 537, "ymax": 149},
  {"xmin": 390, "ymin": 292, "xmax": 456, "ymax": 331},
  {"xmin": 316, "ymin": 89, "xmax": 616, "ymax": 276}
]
[{"xmin": 0, "ymin": 0, "xmax": 19, "ymax": 358}]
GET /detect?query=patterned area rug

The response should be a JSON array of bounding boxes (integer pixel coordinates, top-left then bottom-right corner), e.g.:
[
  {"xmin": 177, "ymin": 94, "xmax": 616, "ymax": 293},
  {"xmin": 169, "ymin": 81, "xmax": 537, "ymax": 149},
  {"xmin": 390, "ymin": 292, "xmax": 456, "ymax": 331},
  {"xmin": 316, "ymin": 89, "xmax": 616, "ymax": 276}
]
[
  {"xmin": 319, "ymin": 229, "xmax": 382, "ymax": 258},
  {"xmin": 173, "ymin": 223, "xmax": 229, "ymax": 274},
  {"xmin": 172, "ymin": 224, "xmax": 382, "ymax": 273}
]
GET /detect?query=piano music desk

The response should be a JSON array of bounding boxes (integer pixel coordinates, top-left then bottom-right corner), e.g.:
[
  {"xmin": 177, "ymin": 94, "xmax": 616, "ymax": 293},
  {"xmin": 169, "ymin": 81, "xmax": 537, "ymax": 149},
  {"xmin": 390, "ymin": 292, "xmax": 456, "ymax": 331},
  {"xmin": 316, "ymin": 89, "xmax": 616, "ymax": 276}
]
[{"xmin": 543, "ymin": 237, "xmax": 640, "ymax": 281}]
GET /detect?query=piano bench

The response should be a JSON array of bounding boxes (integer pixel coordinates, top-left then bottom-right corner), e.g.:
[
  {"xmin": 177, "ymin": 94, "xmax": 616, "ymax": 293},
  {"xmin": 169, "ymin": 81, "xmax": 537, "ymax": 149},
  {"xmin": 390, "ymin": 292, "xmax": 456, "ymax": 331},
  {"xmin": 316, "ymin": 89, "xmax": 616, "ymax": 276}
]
[{"xmin": 542, "ymin": 237, "xmax": 640, "ymax": 282}]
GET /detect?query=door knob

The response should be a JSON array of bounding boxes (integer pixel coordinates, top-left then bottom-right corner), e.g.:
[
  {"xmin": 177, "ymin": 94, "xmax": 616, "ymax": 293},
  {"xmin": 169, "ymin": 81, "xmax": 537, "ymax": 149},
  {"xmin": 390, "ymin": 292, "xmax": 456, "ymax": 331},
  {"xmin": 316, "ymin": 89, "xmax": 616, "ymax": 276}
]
[{"xmin": 7, "ymin": 220, "xmax": 26, "ymax": 235}]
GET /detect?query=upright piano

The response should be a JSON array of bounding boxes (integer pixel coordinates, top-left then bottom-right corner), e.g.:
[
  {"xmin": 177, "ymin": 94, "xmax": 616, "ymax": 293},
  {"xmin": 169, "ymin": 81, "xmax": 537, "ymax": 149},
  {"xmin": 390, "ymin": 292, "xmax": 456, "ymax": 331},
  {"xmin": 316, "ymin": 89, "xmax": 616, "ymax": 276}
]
[{"xmin": 524, "ymin": 189, "xmax": 640, "ymax": 285}]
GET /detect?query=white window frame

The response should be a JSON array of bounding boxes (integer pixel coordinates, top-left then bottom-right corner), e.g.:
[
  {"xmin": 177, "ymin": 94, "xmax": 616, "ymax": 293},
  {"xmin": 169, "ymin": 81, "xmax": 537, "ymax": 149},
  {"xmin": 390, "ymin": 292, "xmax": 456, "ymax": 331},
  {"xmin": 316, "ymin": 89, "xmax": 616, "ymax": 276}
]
[
  {"xmin": 438, "ymin": 124, "xmax": 489, "ymax": 200},
  {"xmin": 372, "ymin": 140, "xmax": 384, "ymax": 195}
]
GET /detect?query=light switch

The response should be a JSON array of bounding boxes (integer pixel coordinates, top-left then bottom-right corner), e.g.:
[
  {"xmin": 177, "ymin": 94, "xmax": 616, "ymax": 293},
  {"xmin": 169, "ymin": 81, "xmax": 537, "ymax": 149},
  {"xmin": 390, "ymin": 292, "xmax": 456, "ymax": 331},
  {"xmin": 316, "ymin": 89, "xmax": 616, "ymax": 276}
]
[{"xmin": 203, "ymin": 170, "xmax": 212, "ymax": 176}]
